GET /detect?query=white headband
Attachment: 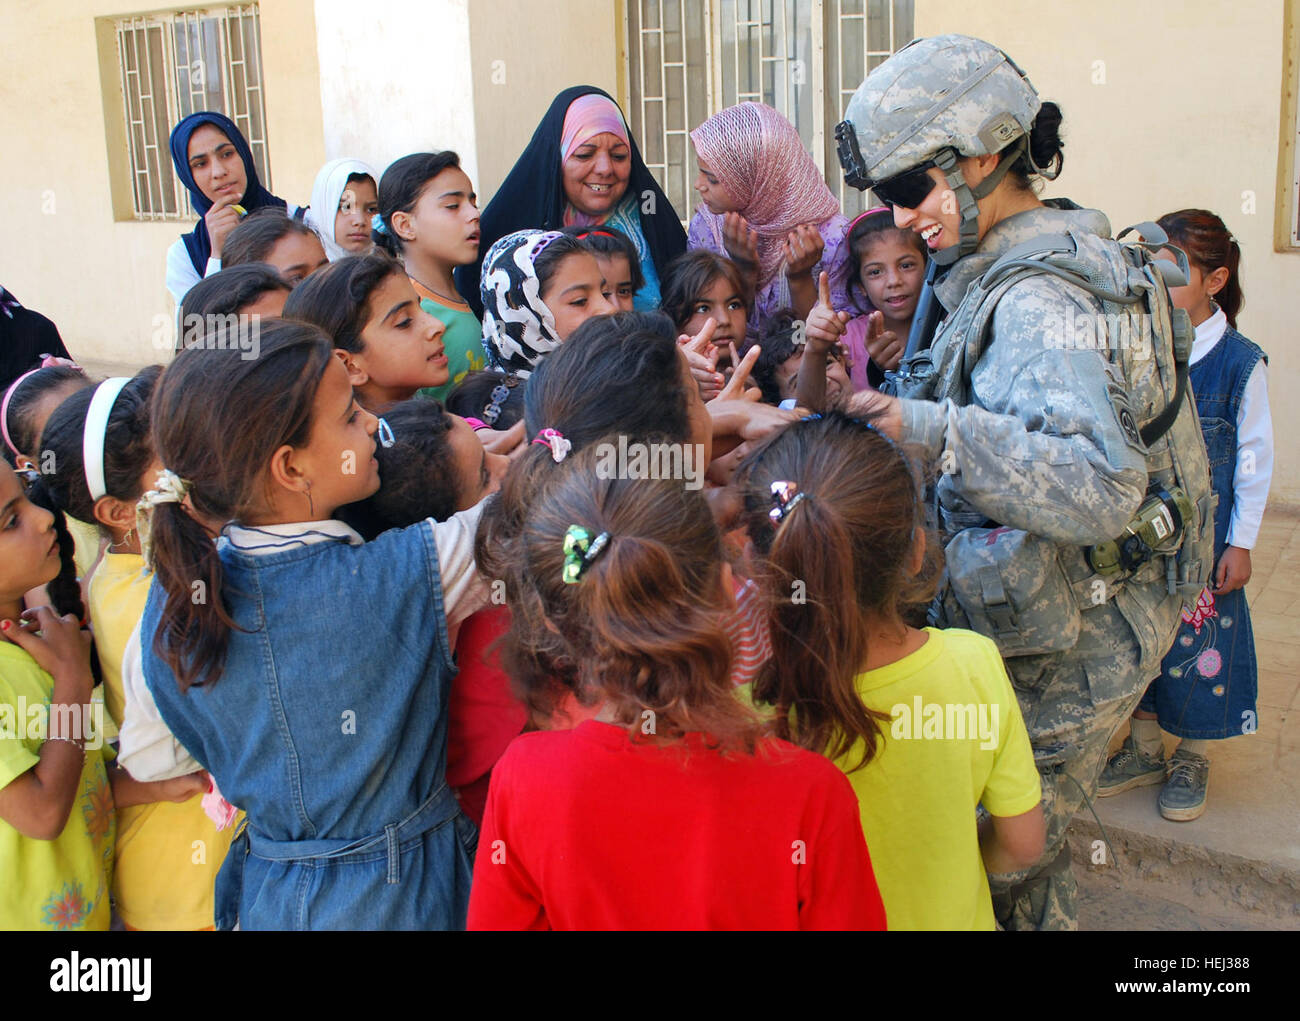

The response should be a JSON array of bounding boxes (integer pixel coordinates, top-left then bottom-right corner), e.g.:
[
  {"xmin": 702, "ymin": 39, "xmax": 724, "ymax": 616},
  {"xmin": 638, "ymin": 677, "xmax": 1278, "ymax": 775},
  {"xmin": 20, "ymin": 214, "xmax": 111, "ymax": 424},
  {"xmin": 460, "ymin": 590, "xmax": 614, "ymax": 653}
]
[{"xmin": 82, "ymin": 377, "xmax": 132, "ymax": 503}]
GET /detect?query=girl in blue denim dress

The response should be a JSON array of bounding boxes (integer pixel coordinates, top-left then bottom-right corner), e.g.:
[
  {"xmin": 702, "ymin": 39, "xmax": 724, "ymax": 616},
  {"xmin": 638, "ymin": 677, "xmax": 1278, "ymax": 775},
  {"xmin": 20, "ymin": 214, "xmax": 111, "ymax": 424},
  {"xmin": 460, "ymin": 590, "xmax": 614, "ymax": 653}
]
[
  {"xmin": 126, "ymin": 320, "xmax": 487, "ymax": 929},
  {"xmin": 1100, "ymin": 210, "xmax": 1273, "ymax": 822}
]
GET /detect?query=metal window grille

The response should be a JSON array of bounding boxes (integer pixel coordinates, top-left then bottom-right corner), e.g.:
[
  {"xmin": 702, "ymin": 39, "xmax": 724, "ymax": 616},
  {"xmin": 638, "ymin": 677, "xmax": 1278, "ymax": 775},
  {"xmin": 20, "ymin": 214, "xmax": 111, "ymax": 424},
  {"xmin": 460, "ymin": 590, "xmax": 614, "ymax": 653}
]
[
  {"xmin": 113, "ymin": 4, "xmax": 269, "ymax": 221},
  {"xmin": 624, "ymin": 0, "xmax": 913, "ymax": 224}
]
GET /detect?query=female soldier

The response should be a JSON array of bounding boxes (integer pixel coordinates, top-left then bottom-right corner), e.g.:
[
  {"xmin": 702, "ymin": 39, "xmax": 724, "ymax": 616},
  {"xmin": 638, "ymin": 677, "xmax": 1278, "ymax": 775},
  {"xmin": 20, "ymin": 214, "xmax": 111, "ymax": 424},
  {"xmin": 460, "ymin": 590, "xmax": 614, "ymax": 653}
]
[{"xmin": 833, "ymin": 34, "xmax": 1213, "ymax": 930}]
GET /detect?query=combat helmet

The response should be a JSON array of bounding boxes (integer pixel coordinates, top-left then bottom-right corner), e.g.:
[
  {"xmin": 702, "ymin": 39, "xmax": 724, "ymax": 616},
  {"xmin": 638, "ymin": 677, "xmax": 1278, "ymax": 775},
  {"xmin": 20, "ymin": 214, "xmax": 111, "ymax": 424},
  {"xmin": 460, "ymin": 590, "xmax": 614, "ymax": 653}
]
[{"xmin": 835, "ymin": 34, "xmax": 1057, "ymax": 265}]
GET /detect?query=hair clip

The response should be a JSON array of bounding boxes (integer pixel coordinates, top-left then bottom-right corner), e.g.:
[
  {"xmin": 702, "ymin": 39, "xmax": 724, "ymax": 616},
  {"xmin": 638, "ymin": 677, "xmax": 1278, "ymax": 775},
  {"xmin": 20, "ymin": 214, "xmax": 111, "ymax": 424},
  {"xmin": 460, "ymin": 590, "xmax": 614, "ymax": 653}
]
[
  {"xmin": 769, "ymin": 480, "xmax": 807, "ymax": 524},
  {"xmin": 482, "ymin": 382, "xmax": 511, "ymax": 426},
  {"xmin": 800, "ymin": 413, "xmax": 823, "ymax": 422},
  {"xmin": 562, "ymin": 524, "xmax": 611, "ymax": 584},
  {"xmin": 371, "ymin": 213, "xmax": 388, "ymax": 236},
  {"xmin": 376, "ymin": 417, "xmax": 395, "ymax": 448},
  {"xmin": 529, "ymin": 231, "xmax": 565, "ymax": 261},
  {"xmin": 533, "ymin": 427, "xmax": 571, "ymax": 463}
]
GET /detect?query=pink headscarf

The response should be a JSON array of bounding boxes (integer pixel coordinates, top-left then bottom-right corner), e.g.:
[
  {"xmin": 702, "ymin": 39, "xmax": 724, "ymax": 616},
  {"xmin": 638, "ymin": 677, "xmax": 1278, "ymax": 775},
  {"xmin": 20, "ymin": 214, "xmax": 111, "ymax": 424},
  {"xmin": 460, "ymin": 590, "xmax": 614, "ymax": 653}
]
[
  {"xmin": 690, "ymin": 102, "xmax": 841, "ymax": 288},
  {"xmin": 560, "ymin": 94, "xmax": 631, "ymax": 227}
]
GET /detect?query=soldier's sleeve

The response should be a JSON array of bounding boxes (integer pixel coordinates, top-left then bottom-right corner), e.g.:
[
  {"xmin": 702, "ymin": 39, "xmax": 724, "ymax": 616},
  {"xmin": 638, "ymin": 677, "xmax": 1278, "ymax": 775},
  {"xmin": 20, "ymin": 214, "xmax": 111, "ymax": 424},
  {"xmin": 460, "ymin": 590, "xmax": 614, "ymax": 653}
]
[{"xmin": 899, "ymin": 277, "xmax": 1149, "ymax": 545}]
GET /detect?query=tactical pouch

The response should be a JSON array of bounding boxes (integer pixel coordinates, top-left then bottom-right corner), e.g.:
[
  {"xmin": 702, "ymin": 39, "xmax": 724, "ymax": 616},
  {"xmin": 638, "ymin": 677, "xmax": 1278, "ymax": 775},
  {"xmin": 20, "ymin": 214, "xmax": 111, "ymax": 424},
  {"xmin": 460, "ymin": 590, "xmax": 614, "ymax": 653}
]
[{"xmin": 934, "ymin": 527, "xmax": 1081, "ymax": 657}]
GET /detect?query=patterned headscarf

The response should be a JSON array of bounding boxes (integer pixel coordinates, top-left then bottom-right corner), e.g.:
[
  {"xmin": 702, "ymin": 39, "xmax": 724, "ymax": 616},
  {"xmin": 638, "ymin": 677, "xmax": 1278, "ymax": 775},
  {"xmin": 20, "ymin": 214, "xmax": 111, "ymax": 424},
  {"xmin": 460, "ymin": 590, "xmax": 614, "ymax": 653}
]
[
  {"xmin": 480, "ymin": 230, "xmax": 565, "ymax": 376},
  {"xmin": 690, "ymin": 102, "xmax": 842, "ymax": 288},
  {"xmin": 305, "ymin": 158, "xmax": 378, "ymax": 262}
]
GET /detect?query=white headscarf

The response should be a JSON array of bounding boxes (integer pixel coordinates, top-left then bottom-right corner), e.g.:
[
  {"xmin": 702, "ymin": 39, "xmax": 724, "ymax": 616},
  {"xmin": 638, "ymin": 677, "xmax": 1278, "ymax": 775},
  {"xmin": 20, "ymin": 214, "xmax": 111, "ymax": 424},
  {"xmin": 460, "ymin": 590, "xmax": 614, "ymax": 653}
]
[{"xmin": 304, "ymin": 158, "xmax": 379, "ymax": 262}]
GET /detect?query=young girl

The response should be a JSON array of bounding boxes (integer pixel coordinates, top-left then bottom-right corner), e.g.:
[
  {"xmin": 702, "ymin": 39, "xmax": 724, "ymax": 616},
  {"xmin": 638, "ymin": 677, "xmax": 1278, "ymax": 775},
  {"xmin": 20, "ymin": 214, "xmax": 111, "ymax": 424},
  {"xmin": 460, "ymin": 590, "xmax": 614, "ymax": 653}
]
[
  {"xmin": 335, "ymin": 399, "xmax": 515, "ymax": 827},
  {"xmin": 0, "ymin": 466, "xmax": 114, "ymax": 930},
  {"xmin": 3, "ymin": 365, "xmax": 99, "ymax": 578},
  {"xmin": 165, "ymin": 111, "xmax": 302, "ymax": 307},
  {"xmin": 36, "ymin": 369, "xmax": 223, "ymax": 929},
  {"xmin": 1100, "ymin": 209, "xmax": 1273, "ymax": 822},
  {"xmin": 119, "ymin": 320, "xmax": 488, "ymax": 930},
  {"xmin": 563, "ymin": 225, "xmax": 644, "ymax": 312},
  {"xmin": 689, "ymin": 102, "xmax": 850, "ymax": 337},
  {"xmin": 305, "ymin": 158, "xmax": 379, "ymax": 261},
  {"xmin": 466, "ymin": 445, "xmax": 886, "ymax": 930},
  {"xmin": 661, "ymin": 250, "xmax": 752, "ymax": 383},
  {"xmin": 842, "ymin": 207, "xmax": 927, "ymax": 390},
  {"xmin": 283, "ymin": 251, "xmax": 449, "ymax": 414},
  {"xmin": 478, "ymin": 230, "xmax": 615, "ymax": 376},
  {"xmin": 373, "ymin": 152, "xmax": 489, "ymax": 402},
  {"xmin": 221, "ymin": 209, "xmax": 329, "ymax": 287},
  {"xmin": 748, "ymin": 309, "xmax": 852, "ymax": 410},
  {"xmin": 737, "ymin": 412, "xmax": 1045, "ymax": 930}
]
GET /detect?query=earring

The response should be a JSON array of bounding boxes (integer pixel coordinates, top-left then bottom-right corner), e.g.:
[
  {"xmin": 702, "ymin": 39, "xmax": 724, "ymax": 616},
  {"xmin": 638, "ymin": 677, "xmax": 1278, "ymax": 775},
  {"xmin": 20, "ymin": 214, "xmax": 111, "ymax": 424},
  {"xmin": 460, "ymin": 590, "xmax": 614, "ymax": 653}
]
[
  {"xmin": 304, "ymin": 481, "xmax": 314, "ymax": 519},
  {"xmin": 108, "ymin": 528, "xmax": 136, "ymax": 554}
]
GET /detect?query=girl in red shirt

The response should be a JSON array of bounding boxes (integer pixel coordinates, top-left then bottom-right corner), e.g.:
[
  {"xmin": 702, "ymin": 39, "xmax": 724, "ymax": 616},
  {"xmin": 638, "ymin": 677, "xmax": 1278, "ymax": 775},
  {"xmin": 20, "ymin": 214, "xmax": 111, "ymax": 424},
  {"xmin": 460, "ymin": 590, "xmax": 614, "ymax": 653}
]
[{"xmin": 466, "ymin": 444, "xmax": 887, "ymax": 931}]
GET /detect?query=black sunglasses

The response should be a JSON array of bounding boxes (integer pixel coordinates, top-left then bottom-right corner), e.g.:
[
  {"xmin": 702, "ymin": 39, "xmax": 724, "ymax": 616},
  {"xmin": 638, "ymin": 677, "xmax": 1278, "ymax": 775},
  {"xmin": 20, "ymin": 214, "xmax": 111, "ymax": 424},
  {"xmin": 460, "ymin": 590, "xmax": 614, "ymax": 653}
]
[{"xmin": 871, "ymin": 159, "xmax": 942, "ymax": 210}]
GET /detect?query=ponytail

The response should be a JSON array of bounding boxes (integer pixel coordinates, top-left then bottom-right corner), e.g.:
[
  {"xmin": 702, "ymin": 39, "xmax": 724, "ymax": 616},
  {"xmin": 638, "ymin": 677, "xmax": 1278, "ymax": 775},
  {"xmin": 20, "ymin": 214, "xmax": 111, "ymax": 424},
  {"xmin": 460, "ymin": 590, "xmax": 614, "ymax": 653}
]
[
  {"xmin": 738, "ymin": 412, "xmax": 940, "ymax": 771},
  {"xmin": 147, "ymin": 319, "xmax": 334, "ymax": 690}
]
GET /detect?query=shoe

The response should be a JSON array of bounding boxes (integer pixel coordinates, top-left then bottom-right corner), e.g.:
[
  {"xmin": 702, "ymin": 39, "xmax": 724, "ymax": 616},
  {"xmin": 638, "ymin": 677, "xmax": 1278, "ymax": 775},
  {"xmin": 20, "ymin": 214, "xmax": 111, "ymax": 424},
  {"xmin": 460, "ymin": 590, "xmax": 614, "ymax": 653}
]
[
  {"xmin": 1097, "ymin": 735, "xmax": 1166, "ymax": 796},
  {"xmin": 1159, "ymin": 748, "xmax": 1210, "ymax": 821}
]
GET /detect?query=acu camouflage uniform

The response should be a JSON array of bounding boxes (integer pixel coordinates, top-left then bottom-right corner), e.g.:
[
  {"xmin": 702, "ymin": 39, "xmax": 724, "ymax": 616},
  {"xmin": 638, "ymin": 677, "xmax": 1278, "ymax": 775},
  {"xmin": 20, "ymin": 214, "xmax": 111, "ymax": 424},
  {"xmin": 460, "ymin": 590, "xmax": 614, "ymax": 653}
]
[
  {"xmin": 898, "ymin": 203, "xmax": 1213, "ymax": 930},
  {"xmin": 836, "ymin": 34, "xmax": 1214, "ymax": 930}
]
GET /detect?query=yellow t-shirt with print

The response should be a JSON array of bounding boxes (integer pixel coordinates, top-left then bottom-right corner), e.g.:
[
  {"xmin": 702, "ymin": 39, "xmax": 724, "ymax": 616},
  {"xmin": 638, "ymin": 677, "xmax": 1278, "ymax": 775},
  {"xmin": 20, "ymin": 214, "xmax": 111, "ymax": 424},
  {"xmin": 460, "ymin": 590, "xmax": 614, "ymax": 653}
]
[
  {"xmin": 0, "ymin": 643, "xmax": 115, "ymax": 931},
  {"xmin": 838, "ymin": 627, "xmax": 1041, "ymax": 931},
  {"xmin": 89, "ymin": 552, "xmax": 238, "ymax": 930}
]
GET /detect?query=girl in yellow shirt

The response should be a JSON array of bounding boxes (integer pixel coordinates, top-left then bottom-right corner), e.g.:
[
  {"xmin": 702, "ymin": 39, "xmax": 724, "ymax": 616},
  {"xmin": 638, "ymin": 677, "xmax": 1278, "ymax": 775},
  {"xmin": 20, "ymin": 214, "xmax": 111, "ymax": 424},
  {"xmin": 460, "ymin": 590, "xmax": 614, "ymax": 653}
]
[{"xmin": 37, "ymin": 368, "xmax": 223, "ymax": 930}]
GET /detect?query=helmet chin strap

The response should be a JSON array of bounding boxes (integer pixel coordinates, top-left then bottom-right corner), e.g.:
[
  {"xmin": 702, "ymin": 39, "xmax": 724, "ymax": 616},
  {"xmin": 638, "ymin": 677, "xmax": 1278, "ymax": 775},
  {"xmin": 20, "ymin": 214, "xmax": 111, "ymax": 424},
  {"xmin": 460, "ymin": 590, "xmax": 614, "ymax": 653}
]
[{"xmin": 928, "ymin": 137, "xmax": 1028, "ymax": 267}]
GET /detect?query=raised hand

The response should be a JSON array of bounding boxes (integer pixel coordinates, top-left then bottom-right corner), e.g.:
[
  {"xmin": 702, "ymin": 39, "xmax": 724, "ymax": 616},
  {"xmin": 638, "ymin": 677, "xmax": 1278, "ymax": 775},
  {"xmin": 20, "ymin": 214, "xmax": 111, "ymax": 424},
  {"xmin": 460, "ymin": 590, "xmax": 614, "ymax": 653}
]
[
  {"xmin": 722, "ymin": 211, "xmax": 759, "ymax": 268},
  {"xmin": 679, "ymin": 316, "xmax": 725, "ymax": 401},
  {"xmin": 783, "ymin": 223, "xmax": 825, "ymax": 278},
  {"xmin": 864, "ymin": 310, "xmax": 904, "ymax": 371},
  {"xmin": 205, "ymin": 193, "xmax": 244, "ymax": 260},
  {"xmin": 804, "ymin": 271, "xmax": 850, "ymax": 352},
  {"xmin": 714, "ymin": 343, "xmax": 762, "ymax": 404}
]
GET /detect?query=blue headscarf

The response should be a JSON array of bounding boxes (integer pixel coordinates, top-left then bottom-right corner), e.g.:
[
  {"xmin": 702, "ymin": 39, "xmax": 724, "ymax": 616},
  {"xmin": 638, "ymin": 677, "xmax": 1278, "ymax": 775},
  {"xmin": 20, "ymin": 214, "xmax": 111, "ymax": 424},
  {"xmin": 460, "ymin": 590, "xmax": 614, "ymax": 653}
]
[{"xmin": 169, "ymin": 112, "xmax": 286, "ymax": 276}]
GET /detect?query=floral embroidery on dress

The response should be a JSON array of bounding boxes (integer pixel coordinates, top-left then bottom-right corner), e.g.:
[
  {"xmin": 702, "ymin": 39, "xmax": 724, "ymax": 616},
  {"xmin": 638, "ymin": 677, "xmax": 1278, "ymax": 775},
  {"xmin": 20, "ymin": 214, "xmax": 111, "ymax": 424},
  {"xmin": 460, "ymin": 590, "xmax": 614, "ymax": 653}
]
[{"xmin": 41, "ymin": 882, "xmax": 90, "ymax": 930}]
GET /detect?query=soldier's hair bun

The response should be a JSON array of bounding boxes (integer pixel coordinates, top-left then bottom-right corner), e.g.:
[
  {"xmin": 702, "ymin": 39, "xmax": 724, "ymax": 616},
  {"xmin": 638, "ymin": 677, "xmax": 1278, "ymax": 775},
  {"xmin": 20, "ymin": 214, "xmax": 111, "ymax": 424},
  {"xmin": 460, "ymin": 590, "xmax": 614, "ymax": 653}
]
[{"xmin": 1027, "ymin": 101, "xmax": 1065, "ymax": 178}]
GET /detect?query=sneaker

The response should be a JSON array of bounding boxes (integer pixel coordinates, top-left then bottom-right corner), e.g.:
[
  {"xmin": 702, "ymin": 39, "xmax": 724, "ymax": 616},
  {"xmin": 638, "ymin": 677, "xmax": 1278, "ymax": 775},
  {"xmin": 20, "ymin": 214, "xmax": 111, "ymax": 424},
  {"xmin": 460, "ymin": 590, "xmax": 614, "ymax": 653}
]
[
  {"xmin": 1159, "ymin": 748, "xmax": 1210, "ymax": 821},
  {"xmin": 1097, "ymin": 735, "xmax": 1166, "ymax": 796}
]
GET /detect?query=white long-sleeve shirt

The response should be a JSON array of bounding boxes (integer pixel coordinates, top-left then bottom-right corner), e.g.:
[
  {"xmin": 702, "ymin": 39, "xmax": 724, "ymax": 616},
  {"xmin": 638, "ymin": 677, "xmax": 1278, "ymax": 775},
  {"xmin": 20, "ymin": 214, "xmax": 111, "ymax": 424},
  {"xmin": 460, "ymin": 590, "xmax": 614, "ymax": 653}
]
[
  {"xmin": 117, "ymin": 506, "xmax": 488, "ymax": 782},
  {"xmin": 1190, "ymin": 306, "xmax": 1273, "ymax": 550}
]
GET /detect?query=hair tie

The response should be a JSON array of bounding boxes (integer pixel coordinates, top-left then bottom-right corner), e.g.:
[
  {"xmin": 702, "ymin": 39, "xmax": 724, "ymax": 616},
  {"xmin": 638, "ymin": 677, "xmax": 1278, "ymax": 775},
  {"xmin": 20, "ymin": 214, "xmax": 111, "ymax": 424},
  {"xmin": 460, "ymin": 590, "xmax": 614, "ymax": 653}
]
[
  {"xmin": 376, "ymin": 417, "xmax": 395, "ymax": 448},
  {"xmin": 562, "ymin": 524, "xmax": 611, "ymax": 584},
  {"xmin": 371, "ymin": 213, "xmax": 389, "ymax": 236},
  {"xmin": 82, "ymin": 377, "xmax": 132, "ymax": 503},
  {"xmin": 769, "ymin": 480, "xmax": 808, "ymax": 524},
  {"xmin": 482, "ymin": 382, "xmax": 512, "ymax": 426},
  {"xmin": 533, "ymin": 428, "xmax": 571, "ymax": 463},
  {"xmin": 463, "ymin": 417, "xmax": 489, "ymax": 432},
  {"xmin": 137, "ymin": 468, "xmax": 191, "ymax": 511}
]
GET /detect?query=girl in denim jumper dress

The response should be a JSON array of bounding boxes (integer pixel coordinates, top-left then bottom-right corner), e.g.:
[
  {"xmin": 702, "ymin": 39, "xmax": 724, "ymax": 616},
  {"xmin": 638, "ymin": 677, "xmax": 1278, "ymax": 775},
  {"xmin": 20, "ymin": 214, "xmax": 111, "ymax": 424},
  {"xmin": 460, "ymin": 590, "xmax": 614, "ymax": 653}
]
[
  {"xmin": 1100, "ymin": 210, "xmax": 1273, "ymax": 821},
  {"xmin": 130, "ymin": 321, "xmax": 486, "ymax": 929}
]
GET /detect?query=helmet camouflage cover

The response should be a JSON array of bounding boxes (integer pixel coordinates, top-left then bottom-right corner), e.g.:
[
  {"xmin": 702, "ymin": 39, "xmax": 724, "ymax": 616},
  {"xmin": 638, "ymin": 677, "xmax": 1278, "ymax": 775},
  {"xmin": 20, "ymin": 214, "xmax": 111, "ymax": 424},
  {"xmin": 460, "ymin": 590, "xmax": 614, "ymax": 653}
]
[{"xmin": 838, "ymin": 34, "xmax": 1042, "ymax": 189}]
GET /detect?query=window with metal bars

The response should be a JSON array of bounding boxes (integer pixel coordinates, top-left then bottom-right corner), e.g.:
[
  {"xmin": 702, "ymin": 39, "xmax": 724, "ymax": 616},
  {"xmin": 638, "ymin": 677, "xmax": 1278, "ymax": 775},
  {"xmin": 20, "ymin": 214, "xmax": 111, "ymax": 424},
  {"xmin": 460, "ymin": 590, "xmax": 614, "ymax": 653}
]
[
  {"xmin": 623, "ymin": 0, "xmax": 914, "ymax": 225},
  {"xmin": 106, "ymin": 4, "xmax": 270, "ymax": 221}
]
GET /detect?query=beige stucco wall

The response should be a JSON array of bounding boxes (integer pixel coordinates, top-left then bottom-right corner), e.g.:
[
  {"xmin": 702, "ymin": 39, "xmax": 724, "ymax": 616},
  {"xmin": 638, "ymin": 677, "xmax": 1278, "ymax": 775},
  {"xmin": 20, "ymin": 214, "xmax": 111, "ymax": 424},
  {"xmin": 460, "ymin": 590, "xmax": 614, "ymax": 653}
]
[
  {"xmin": 1, "ymin": 0, "xmax": 325, "ymax": 368},
  {"xmin": 915, "ymin": 0, "xmax": 1298, "ymax": 506},
  {"xmin": 466, "ymin": 0, "xmax": 620, "ymax": 202}
]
